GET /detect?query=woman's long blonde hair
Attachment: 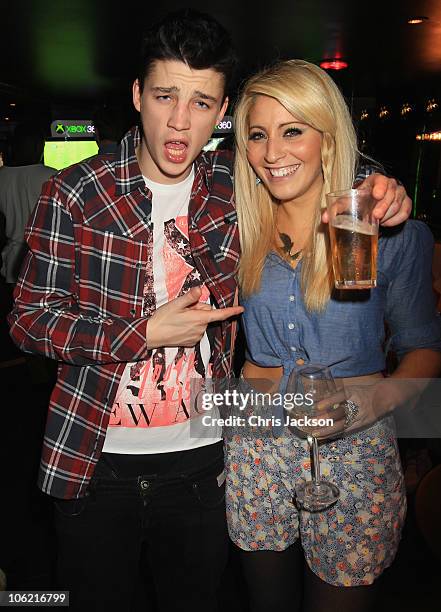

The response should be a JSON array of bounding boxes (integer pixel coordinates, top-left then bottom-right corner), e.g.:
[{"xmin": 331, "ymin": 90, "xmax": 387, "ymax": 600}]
[{"xmin": 234, "ymin": 59, "xmax": 359, "ymax": 311}]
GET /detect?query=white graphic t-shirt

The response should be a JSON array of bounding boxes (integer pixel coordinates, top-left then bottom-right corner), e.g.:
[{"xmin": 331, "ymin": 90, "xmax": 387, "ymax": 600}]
[{"xmin": 103, "ymin": 168, "xmax": 221, "ymax": 453}]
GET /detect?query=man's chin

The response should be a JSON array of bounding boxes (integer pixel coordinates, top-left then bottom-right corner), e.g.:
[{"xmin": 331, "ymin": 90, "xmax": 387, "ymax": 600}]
[{"xmin": 155, "ymin": 159, "xmax": 195, "ymax": 184}]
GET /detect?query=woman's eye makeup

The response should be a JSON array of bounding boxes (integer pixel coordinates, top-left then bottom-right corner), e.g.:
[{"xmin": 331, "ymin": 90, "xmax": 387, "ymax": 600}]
[
  {"xmin": 284, "ymin": 126, "xmax": 303, "ymax": 137},
  {"xmin": 248, "ymin": 131, "xmax": 265, "ymax": 141},
  {"xmin": 248, "ymin": 126, "xmax": 304, "ymax": 141}
]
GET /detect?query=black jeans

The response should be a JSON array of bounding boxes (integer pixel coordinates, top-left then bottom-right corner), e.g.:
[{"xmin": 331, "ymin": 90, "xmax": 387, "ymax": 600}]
[{"xmin": 54, "ymin": 442, "xmax": 228, "ymax": 612}]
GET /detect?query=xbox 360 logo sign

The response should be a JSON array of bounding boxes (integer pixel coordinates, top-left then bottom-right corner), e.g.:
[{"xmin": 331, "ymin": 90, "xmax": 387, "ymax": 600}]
[
  {"xmin": 214, "ymin": 115, "xmax": 234, "ymax": 134},
  {"xmin": 50, "ymin": 120, "xmax": 95, "ymax": 138},
  {"xmin": 56, "ymin": 124, "xmax": 90, "ymax": 134}
]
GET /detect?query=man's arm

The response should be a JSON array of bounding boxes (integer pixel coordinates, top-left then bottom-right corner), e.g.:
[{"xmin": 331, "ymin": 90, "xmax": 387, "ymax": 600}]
[
  {"xmin": 321, "ymin": 166, "xmax": 412, "ymax": 226},
  {"xmin": 8, "ymin": 176, "xmax": 243, "ymax": 366},
  {"xmin": 8, "ymin": 176, "xmax": 151, "ymax": 366},
  {"xmin": 357, "ymin": 171, "xmax": 412, "ymax": 226}
]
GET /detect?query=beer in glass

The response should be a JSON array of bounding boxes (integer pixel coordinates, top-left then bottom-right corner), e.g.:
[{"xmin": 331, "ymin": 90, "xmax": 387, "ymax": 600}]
[{"xmin": 326, "ymin": 187, "xmax": 379, "ymax": 289}]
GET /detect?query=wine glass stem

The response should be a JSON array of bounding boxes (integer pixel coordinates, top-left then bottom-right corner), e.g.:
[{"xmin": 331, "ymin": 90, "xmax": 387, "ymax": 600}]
[{"xmin": 308, "ymin": 435, "xmax": 321, "ymax": 484}]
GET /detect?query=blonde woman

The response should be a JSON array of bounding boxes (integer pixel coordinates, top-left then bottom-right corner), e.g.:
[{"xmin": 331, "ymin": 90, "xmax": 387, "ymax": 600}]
[{"xmin": 225, "ymin": 60, "xmax": 441, "ymax": 611}]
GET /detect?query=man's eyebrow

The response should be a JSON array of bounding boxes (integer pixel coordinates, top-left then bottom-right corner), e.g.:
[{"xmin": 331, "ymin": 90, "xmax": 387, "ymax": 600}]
[
  {"xmin": 194, "ymin": 90, "xmax": 218, "ymax": 103},
  {"xmin": 150, "ymin": 86, "xmax": 218, "ymax": 103},
  {"xmin": 151, "ymin": 86, "xmax": 179, "ymax": 94}
]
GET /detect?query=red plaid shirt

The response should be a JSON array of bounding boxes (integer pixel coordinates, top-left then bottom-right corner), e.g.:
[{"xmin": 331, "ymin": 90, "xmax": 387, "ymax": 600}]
[{"xmin": 9, "ymin": 126, "xmax": 240, "ymax": 499}]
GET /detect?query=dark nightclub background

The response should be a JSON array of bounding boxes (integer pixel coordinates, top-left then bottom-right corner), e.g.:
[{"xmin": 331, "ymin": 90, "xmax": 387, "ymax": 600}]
[{"xmin": 0, "ymin": 1, "xmax": 440, "ymax": 609}]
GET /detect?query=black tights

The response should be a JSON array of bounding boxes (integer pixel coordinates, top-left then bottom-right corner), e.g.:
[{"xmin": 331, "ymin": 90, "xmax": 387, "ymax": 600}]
[{"xmin": 240, "ymin": 541, "xmax": 379, "ymax": 612}]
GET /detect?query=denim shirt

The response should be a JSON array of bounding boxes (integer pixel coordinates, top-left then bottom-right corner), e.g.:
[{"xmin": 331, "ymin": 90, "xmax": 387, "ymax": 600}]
[{"xmin": 241, "ymin": 221, "xmax": 441, "ymax": 394}]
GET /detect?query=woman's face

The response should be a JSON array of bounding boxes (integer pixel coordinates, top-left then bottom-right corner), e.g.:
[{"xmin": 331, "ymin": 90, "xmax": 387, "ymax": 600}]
[{"xmin": 246, "ymin": 95, "xmax": 324, "ymax": 206}]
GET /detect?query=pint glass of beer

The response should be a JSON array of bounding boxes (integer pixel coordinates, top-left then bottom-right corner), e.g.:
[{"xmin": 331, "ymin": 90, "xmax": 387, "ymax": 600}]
[{"xmin": 326, "ymin": 187, "xmax": 379, "ymax": 289}]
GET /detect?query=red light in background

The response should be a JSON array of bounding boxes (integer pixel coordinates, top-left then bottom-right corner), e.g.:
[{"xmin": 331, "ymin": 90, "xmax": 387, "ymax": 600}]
[{"xmin": 320, "ymin": 59, "xmax": 348, "ymax": 70}]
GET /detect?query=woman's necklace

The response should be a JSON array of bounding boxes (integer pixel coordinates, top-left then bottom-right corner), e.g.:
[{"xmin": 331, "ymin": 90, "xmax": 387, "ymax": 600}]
[{"xmin": 276, "ymin": 231, "xmax": 302, "ymax": 265}]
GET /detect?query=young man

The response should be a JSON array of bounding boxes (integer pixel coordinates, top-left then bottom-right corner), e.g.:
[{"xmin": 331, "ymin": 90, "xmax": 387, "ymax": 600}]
[{"xmin": 8, "ymin": 9, "xmax": 411, "ymax": 612}]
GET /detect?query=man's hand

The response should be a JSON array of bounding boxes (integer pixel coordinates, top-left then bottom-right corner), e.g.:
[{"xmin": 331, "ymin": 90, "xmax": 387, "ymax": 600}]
[
  {"xmin": 321, "ymin": 173, "xmax": 412, "ymax": 227},
  {"xmin": 146, "ymin": 286, "xmax": 243, "ymax": 350}
]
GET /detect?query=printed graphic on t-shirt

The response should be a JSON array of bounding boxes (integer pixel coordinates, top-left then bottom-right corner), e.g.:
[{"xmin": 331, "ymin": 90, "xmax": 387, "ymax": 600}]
[{"xmin": 109, "ymin": 214, "xmax": 212, "ymax": 429}]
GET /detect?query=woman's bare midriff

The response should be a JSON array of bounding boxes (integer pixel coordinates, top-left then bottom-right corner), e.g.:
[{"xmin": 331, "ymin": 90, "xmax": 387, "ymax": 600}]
[{"xmin": 242, "ymin": 360, "xmax": 383, "ymax": 392}]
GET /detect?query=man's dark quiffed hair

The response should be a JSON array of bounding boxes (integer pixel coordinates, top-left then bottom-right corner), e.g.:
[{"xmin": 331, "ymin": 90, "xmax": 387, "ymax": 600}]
[{"xmin": 138, "ymin": 9, "xmax": 237, "ymax": 99}]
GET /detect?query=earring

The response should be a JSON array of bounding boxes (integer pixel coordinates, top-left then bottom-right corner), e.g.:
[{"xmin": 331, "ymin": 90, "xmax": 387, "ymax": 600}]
[{"xmin": 255, "ymin": 176, "xmax": 262, "ymax": 185}]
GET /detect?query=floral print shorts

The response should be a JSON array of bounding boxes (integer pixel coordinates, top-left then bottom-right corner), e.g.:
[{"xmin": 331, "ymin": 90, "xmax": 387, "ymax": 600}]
[{"xmin": 224, "ymin": 383, "xmax": 406, "ymax": 586}]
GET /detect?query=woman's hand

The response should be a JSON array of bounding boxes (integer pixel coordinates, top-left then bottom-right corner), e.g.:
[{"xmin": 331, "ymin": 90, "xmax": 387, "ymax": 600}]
[{"xmin": 303, "ymin": 378, "xmax": 422, "ymax": 439}]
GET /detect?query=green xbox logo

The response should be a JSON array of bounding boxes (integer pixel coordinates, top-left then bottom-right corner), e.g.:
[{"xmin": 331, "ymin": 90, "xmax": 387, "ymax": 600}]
[
  {"xmin": 51, "ymin": 120, "xmax": 95, "ymax": 138},
  {"xmin": 56, "ymin": 124, "xmax": 90, "ymax": 134}
]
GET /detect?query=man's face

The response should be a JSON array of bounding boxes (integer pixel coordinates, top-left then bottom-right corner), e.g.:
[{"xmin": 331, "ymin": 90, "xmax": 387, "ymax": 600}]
[{"xmin": 133, "ymin": 60, "xmax": 228, "ymax": 184}]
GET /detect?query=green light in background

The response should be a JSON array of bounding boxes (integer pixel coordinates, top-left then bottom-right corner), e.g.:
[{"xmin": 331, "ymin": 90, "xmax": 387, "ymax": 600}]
[
  {"xmin": 31, "ymin": 0, "xmax": 105, "ymax": 91},
  {"xmin": 44, "ymin": 141, "xmax": 98, "ymax": 170}
]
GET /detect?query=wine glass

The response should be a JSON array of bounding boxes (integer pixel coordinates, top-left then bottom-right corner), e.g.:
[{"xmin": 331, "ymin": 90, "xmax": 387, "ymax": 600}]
[{"xmin": 285, "ymin": 364, "xmax": 342, "ymax": 511}]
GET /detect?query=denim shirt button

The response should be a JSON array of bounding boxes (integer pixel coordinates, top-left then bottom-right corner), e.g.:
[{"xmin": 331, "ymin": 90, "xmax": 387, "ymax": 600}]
[{"xmin": 288, "ymin": 323, "xmax": 295, "ymax": 330}]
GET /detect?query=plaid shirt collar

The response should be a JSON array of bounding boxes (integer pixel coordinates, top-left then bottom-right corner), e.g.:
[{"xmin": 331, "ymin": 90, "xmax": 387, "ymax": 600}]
[{"xmin": 115, "ymin": 126, "xmax": 211, "ymax": 197}]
